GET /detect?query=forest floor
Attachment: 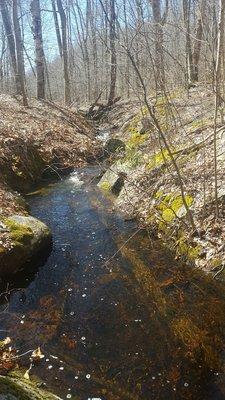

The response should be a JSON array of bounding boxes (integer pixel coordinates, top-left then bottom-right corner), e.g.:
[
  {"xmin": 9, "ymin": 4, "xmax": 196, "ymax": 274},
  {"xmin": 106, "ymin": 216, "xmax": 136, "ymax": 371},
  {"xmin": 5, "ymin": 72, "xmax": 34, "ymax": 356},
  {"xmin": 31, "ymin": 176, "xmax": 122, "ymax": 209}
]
[
  {"xmin": 0, "ymin": 94, "xmax": 100, "ymax": 255},
  {"xmin": 96, "ymin": 84, "xmax": 225, "ymax": 275}
]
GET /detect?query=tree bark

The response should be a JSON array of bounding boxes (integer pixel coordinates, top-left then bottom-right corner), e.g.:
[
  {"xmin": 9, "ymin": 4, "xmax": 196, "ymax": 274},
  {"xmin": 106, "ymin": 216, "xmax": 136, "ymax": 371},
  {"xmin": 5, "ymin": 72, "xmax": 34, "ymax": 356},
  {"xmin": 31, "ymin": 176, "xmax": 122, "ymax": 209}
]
[
  {"xmin": 0, "ymin": 0, "xmax": 20, "ymax": 94},
  {"xmin": 151, "ymin": 0, "xmax": 166, "ymax": 90},
  {"xmin": 56, "ymin": 0, "xmax": 71, "ymax": 105},
  {"xmin": 192, "ymin": 0, "xmax": 207, "ymax": 82},
  {"xmin": 51, "ymin": 0, "xmax": 63, "ymax": 58},
  {"xmin": 107, "ymin": 0, "xmax": 117, "ymax": 105},
  {"xmin": 183, "ymin": 0, "xmax": 195, "ymax": 85},
  {"xmin": 30, "ymin": 0, "xmax": 45, "ymax": 99},
  {"xmin": 12, "ymin": 0, "xmax": 28, "ymax": 106},
  {"xmin": 213, "ymin": 0, "xmax": 225, "ymax": 217}
]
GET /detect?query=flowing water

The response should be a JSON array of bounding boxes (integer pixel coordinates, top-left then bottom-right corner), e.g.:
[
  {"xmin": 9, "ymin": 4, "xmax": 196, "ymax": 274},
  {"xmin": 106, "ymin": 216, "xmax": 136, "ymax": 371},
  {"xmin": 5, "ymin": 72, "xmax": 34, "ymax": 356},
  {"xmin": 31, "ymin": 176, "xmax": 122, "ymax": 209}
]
[{"xmin": 2, "ymin": 166, "xmax": 225, "ymax": 399}]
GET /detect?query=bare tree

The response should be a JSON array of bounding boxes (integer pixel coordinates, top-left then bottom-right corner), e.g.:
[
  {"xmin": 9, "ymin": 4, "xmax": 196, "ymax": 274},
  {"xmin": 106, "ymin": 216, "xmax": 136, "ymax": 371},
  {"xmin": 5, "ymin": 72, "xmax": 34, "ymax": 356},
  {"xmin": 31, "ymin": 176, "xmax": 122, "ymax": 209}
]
[
  {"xmin": 107, "ymin": 0, "xmax": 117, "ymax": 105},
  {"xmin": 51, "ymin": 0, "xmax": 63, "ymax": 58},
  {"xmin": 30, "ymin": 0, "xmax": 45, "ymax": 99},
  {"xmin": 150, "ymin": 0, "xmax": 168, "ymax": 90},
  {"xmin": 56, "ymin": 0, "xmax": 71, "ymax": 105},
  {"xmin": 192, "ymin": 0, "xmax": 206, "ymax": 82},
  {"xmin": 0, "ymin": 0, "xmax": 20, "ymax": 94},
  {"xmin": 12, "ymin": 0, "xmax": 28, "ymax": 106},
  {"xmin": 213, "ymin": 0, "xmax": 225, "ymax": 217}
]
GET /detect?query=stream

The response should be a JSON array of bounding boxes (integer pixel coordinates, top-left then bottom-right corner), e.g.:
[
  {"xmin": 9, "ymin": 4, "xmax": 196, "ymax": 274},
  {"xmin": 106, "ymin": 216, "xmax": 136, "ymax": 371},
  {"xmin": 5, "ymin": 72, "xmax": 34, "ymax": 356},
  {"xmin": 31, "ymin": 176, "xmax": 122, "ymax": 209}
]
[{"xmin": 2, "ymin": 166, "xmax": 225, "ymax": 399}]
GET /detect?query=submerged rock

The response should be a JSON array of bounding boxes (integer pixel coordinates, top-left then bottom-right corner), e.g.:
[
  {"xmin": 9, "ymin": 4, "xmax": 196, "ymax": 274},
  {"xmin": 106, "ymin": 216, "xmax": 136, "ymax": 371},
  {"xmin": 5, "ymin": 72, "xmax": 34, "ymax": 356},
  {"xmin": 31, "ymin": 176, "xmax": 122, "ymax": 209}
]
[{"xmin": 0, "ymin": 215, "xmax": 51, "ymax": 276}]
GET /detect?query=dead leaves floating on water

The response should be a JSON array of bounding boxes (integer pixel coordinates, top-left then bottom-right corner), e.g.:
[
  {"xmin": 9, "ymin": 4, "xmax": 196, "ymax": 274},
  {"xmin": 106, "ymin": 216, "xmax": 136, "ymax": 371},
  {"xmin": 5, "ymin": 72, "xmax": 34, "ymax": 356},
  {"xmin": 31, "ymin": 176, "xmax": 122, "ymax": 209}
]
[
  {"xmin": 0, "ymin": 335, "xmax": 45, "ymax": 380},
  {"xmin": 24, "ymin": 347, "xmax": 45, "ymax": 380},
  {"xmin": 0, "ymin": 336, "xmax": 17, "ymax": 375},
  {"xmin": 31, "ymin": 346, "xmax": 45, "ymax": 362}
]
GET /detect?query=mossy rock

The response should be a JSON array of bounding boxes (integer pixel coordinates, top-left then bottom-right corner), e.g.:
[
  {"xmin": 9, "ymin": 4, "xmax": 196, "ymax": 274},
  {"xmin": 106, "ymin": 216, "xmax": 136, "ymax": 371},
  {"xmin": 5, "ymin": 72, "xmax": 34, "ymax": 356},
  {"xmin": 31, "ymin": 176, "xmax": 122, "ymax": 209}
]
[
  {"xmin": 0, "ymin": 215, "xmax": 52, "ymax": 276},
  {"xmin": 98, "ymin": 159, "xmax": 131, "ymax": 194},
  {"xmin": 0, "ymin": 373, "xmax": 61, "ymax": 400},
  {"xmin": 104, "ymin": 138, "xmax": 125, "ymax": 155}
]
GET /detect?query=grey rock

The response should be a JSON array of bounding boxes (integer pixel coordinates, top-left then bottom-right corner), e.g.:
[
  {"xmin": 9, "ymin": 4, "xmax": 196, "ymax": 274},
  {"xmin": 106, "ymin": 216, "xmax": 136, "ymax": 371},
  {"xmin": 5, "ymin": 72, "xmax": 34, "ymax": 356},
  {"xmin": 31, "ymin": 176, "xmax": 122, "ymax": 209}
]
[
  {"xmin": 0, "ymin": 222, "xmax": 8, "ymax": 233},
  {"xmin": 104, "ymin": 138, "xmax": 125, "ymax": 155},
  {"xmin": 0, "ymin": 215, "xmax": 51, "ymax": 276}
]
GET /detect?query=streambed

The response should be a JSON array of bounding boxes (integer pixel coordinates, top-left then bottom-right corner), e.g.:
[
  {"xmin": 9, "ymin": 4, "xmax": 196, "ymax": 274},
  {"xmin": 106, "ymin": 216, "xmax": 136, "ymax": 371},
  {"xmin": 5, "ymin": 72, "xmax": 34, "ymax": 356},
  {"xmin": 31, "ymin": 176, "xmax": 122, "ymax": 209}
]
[{"xmin": 1, "ymin": 166, "xmax": 225, "ymax": 399}]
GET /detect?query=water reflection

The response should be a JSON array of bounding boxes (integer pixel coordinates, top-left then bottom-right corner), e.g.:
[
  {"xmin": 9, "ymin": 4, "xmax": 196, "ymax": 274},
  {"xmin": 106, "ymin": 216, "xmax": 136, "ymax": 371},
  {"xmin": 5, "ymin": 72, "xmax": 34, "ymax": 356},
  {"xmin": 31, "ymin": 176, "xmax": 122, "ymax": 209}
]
[{"xmin": 1, "ymin": 167, "xmax": 225, "ymax": 399}]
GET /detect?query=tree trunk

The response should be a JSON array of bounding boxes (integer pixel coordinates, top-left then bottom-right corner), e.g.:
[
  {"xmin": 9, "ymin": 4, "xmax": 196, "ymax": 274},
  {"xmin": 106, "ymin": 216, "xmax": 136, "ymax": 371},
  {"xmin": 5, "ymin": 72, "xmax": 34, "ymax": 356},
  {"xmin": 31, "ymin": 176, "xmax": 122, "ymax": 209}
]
[
  {"xmin": 151, "ymin": 0, "xmax": 166, "ymax": 90},
  {"xmin": 183, "ymin": 0, "xmax": 195, "ymax": 85},
  {"xmin": 12, "ymin": 0, "xmax": 28, "ymax": 106},
  {"xmin": 56, "ymin": 0, "xmax": 71, "ymax": 105},
  {"xmin": 51, "ymin": 0, "xmax": 63, "ymax": 58},
  {"xmin": 0, "ymin": 0, "xmax": 20, "ymax": 94},
  {"xmin": 213, "ymin": 0, "xmax": 225, "ymax": 217},
  {"xmin": 107, "ymin": 0, "xmax": 117, "ymax": 105},
  {"xmin": 30, "ymin": 0, "xmax": 45, "ymax": 99},
  {"xmin": 192, "ymin": 0, "xmax": 207, "ymax": 82}
]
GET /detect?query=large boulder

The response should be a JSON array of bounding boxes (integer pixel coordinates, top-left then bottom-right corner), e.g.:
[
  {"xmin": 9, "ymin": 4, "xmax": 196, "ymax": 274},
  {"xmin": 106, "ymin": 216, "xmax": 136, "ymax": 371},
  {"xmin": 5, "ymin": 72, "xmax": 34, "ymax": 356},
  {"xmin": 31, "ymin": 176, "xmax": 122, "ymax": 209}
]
[{"xmin": 0, "ymin": 215, "xmax": 51, "ymax": 276}]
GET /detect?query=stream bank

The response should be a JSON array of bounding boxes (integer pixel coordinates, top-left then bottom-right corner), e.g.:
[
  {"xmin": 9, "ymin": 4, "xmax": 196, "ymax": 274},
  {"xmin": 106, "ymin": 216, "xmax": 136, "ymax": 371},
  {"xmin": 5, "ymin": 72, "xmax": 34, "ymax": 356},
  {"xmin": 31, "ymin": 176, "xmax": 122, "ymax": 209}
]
[
  {"xmin": 0, "ymin": 95, "xmax": 101, "ymax": 275},
  {"xmin": 95, "ymin": 88, "xmax": 225, "ymax": 275}
]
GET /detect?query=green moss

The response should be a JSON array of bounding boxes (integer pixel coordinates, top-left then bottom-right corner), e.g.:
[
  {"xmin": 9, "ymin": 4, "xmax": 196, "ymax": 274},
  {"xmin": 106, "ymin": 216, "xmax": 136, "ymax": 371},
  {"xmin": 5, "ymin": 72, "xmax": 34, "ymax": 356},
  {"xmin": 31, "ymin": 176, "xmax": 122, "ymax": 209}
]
[
  {"xmin": 149, "ymin": 191, "xmax": 194, "ymax": 226},
  {"xmin": 147, "ymin": 149, "xmax": 171, "ymax": 170},
  {"xmin": 176, "ymin": 234, "xmax": 201, "ymax": 260},
  {"xmin": 158, "ymin": 193, "xmax": 193, "ymax": 223},
  {"xmin": 100, "ymin": 181, "xmax": 111, "ymax": 191},
  {"xmin": 0, "ymin": 370, "xmax": 62, "ymax": 399},
  {"xmin": 127, "ymin": 131, "xmax": 148, "ymax": 149},
  {"xmin": 4, "ymin": 219, "xmax": 33, "ymax": 247}
]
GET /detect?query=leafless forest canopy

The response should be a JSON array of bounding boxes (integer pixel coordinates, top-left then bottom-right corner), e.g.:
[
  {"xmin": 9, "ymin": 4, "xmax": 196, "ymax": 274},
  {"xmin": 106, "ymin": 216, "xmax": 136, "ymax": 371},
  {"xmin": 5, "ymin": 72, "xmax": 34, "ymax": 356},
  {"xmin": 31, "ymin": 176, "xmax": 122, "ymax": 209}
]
[{"xmin": 0, "ymin": 0, "xmax": 222, "ymax": 106}]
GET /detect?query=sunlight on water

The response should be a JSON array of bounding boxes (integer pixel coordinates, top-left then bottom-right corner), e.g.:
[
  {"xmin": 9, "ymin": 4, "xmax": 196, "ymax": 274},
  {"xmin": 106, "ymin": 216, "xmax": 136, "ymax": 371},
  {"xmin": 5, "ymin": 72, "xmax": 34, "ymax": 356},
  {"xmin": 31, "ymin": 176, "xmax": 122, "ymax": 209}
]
[{"xmin": 96, "ymin": 130, "xmax": 110, "ymax": 143}]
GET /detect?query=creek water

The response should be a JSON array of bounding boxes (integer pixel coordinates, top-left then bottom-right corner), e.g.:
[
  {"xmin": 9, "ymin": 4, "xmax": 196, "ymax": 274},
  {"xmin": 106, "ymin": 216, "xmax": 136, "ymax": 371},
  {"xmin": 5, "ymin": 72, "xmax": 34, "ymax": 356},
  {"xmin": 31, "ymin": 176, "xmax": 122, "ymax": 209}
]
[{"xmin": 1, "ymin": 166, "xmax": 225, "ymax": 399}]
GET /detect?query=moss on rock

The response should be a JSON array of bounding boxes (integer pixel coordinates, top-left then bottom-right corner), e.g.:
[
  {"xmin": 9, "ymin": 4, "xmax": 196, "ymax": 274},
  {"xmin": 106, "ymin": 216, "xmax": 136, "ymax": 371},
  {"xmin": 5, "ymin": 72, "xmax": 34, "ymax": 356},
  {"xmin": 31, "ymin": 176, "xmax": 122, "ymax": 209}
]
[
  {"xmin": 0, "ymin": 371, "xmax": 62, "ymax": 400},
  {"xmin": 4, "ymin": 219, "xmax": 34, "ymax": 247},
  {"xmin": 0, "ymin": 215, "xmax": 51, "ymax": 276}
]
